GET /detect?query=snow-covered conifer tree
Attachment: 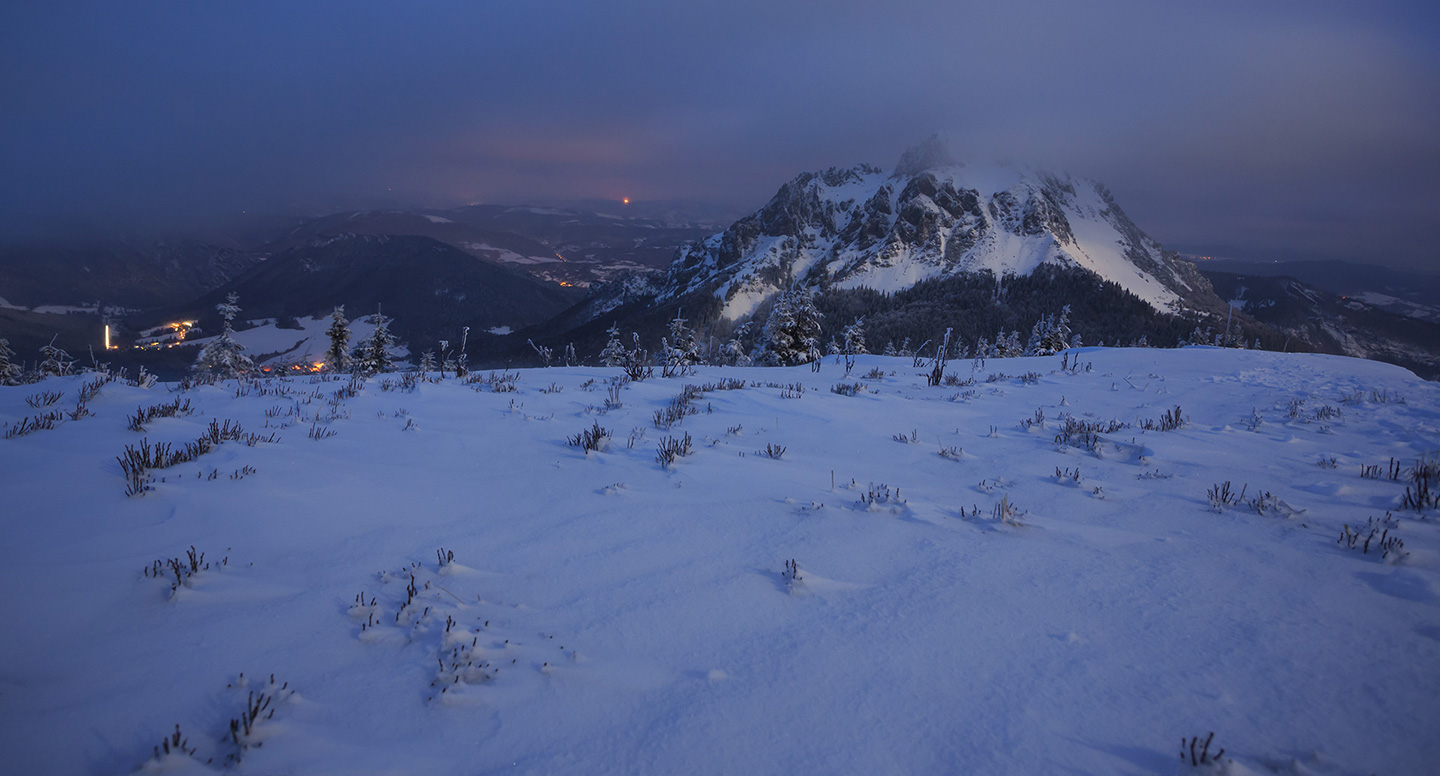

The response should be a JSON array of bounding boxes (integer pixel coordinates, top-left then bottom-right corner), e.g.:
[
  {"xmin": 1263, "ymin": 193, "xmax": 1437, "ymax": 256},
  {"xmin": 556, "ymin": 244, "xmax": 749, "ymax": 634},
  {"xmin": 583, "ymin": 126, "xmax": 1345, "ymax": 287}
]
[
  {"xmin": 756, "ymin": 289, "xmax": 823, "ymax": 366},
  {"xmin": 0, "ymin": 335, "xmax": 22, "ymax": 385},
  {"xmin": 721, "ymin": 321, "xmax": 752, "ymax": 366},
  {"xmin": 841, "ymin": 316, "xmax": 867, "ymax": 375},
  {"xmin": 324, "ymin": 306, "xmax": 353, "ymax": 373},
  {"xmin": 599, "ymin": 324, "xmax": 626, "ymax": 367},
  {"xmin": 193, "ymin": 294, "xmax": 254, "ymax": 378},
  {"xmin": 663, "ymin": 312, "xmax": 700, "ymax": 374},
  {"xmin": 353, "ymin": 307, "xmax": 395, "ymax": 375}
]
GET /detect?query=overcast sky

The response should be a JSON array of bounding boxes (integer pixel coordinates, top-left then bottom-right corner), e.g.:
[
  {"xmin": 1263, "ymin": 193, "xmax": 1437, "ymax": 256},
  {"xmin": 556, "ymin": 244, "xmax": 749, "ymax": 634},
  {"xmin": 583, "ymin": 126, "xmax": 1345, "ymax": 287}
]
[{"xmin": 2, "ymin": 0, "xmax": 1436, "ymax": 268}]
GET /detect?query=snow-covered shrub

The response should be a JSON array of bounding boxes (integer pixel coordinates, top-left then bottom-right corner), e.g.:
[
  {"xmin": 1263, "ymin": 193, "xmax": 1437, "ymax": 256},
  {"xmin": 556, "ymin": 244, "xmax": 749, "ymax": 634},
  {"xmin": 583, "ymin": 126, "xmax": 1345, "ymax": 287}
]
[
  {"xmin": 831, "ymin": 382, "xmax": 862, "ymax": 396},
  {"xmin": 528, "ymin": 339, "xmax": 554, "ymax": 367},
  {"xmin": 993, "ymin": 494, "xmax": 1024, "ymax": 526},
  {"xmin": 24, "ymin": 390, "xmax": 62, "ymax": 408},
  {"xmin": 782, "ymin": 559, "xmax": 802, "ymax": 587},
  {"xmin": 1338, "ymin": 514, "xmax": 1406, "ymax": 560},
  {"xmin": 621, "ymin": 333, "xmax": 653, "ymax": 381},
  {"xmin": 127, "ymin": 397, "xmax": 193, "ymax": 432},
  {"xmin": 1053, "ymin": 415, "xmax": 1128, "ymax": 452},
  {"xmin": 856, "ymin": 482, "xmax": 905, "ymax": 510},
  {"xmin": 37, "ymin": 336, "xmax": 76, "ymax": 377},
  {"xmin": 148, "ymin": 724, "xmax": 197, "ymax": 762},
  {"xmin": 118, "ymin": 420, "xmax": 277, "ymax": 496},
  {"xmin": 1018, "ymin": 408, "xmax": 1045, "ymax": 431},
  {"xmin": 1400, "ymin": 457, "xmax": 1438, "ymax": 512},
  {"xmin": 1179, "ymin": 732, "xmax": 1225, "ymax": 768},
  {"xmin": 1139, "ymin": 406, "xmax": 1185, "ymax": 432},
  {"xmin": 4, "ymin": 411, "xmax": 62, "ymax": 439},
  {"xmin": 568, "ymin": 422, "xmax": 612, "ymax": 454},
  {"xmin": 926, "ymin": 328, "xmax": 952, "ymax": 386},
  {"xmin": 653, "ymin": 396, "xmax": 699, "ymax": 430},
  {"xmin": 1206, "ymin": 481, "xmax": 1247, "ymax": 512},
  {"xmin": 757, "ymin": 443, "xmax": 786, "ymax": 460},
  {"xmin": 225, "ymin": 678, "xmax": 294, "ymax": 765},
  {"xmin": 142, "ymin": 545, "xmax": 225, "ymax": 596},
  {"xmin": 655, "ymin": 433, "xmax": 693, "ymax": 468}
]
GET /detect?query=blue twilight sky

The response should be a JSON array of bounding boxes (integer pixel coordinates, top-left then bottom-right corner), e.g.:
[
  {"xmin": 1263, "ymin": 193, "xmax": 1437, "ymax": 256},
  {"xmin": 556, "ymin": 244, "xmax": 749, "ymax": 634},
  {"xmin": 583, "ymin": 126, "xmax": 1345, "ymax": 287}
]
[{"xmin": 2, "ymin": 0, "xmax": 1437, "ymax": 268}]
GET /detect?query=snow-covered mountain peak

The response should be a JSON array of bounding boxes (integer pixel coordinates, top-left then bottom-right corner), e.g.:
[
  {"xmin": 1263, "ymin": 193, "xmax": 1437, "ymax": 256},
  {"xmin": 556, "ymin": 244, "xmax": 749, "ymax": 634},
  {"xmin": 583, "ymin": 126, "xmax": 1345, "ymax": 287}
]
[{"xmin": 662, "ymin": 143, "xmax": 1217, "ymax": 321}]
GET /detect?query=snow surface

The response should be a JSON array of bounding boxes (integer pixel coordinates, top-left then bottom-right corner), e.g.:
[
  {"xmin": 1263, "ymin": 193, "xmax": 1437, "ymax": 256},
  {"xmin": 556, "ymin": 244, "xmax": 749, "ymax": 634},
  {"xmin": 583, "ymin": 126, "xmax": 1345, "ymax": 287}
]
[{"xmin": 1, "ymin": 348, "xmax": 1438, "ymax": 775}]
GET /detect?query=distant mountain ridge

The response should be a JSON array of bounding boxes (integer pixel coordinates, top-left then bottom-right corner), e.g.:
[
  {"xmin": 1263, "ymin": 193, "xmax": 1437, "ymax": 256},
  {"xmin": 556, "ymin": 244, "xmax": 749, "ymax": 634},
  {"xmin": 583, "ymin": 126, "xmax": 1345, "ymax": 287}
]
[
  {"xmin": 658, "ymin": 136, "xmax": 1226, "ymax": 321},
  {"xmin": 150, "ymin": 234, "xmax": 581, "ymax": 356}
]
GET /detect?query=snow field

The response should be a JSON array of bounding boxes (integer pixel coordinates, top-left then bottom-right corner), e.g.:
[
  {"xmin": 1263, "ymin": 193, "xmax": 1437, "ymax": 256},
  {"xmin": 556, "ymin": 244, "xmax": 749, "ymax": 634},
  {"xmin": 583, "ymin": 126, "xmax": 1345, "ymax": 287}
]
[{"xmin": 0, "ymin": 347, "xmax": 1437, "ymax": 775}]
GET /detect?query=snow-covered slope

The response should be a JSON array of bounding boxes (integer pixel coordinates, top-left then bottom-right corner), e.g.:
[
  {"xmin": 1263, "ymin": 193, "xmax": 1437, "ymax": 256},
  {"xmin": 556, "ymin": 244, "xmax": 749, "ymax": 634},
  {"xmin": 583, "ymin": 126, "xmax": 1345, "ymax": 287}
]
[
  {"xmin": 664, "ymin": 137, "xmax": 1216, "ymax": 320},
  {"xmin": 178, "ymin": 314, "xmax": 410, "ymax": 369},
  {"xmin": 1, "ymin": 348, "xmax": 1438, "ymax": 775}
]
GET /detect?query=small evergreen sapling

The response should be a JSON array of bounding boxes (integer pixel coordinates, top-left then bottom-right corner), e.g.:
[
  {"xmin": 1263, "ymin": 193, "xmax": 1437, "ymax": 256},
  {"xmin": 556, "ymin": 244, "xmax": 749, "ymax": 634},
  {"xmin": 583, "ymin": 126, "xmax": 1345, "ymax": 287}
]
[
  {"xmin": 354, "ymin": 306, "xmax": 396, "ymax": 375},
  {"xmin": 0, "ymin": 335, "xmax": 21, "ymax": 385},
  {"xmin": 662, "ymin": 312, "xmax": 700, "ymax": 377},
  {"xmin": 324, "ymin": 306, "xmax": 353, "ymax": 373},
  {"xmin": 599, "ymin": 323, "xmax": 626, "ymax": 367},
  {"xmin": 193, "ymin": 294, "xmax": 254, "ymax": 378},
  {"xmin": 841, "ymin": 316, "xmax": 867, "ymax": 376}
]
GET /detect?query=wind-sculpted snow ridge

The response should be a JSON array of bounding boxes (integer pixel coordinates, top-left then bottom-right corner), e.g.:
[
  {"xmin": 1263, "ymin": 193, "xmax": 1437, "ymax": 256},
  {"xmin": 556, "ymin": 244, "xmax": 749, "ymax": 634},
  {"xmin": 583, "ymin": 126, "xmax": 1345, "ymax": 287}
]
[
  {"xmin": 0, "ymin": 347, "xmax": 1437, "ymax": 775},
  {"xmin": 662, "ymin": 138, "xmax": 1217, "ymax": 320}
]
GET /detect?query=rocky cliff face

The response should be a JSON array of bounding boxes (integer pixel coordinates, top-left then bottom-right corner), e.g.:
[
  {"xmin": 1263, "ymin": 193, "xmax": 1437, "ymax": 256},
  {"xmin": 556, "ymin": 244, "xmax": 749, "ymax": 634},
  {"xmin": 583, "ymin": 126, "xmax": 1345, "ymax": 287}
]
[{"xmin": 661, "ymin": 139, "xmax": 1221, "ymax": 321}]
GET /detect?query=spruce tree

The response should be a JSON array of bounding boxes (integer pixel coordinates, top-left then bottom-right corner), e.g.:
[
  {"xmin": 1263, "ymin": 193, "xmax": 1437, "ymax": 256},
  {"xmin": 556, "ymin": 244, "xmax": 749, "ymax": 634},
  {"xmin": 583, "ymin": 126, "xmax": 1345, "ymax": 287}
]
[
  {"xmin": 354, "ymin": 307, "xmax": 395, "ymax": 375},
  {"xmin": 841, "ymin": 316, "xmax": 867, "ymax": 375},
  {"xmin": 760, "ymin": 289, "xmax": 823, "ymax": 366},
  {"xmin": 324, "ymin": 306, "xmax": 353, "ymax": 373},
  {"xmin": 193, "ymin": 294, "xmax": 254, "ymax": 378},
  {"xmin": 0, "ymin": 335, "xmax": 21, "ymax": 385},
  {"xmin": 664, "ymin": 312, "xmax": 700, "ymax": 371},
  {"xmin": 721, "ymin": 321, "xmax": 752, "ymax": 366},
  {"xmin": 599, "ymin": 324, "xmax": 626, "ymax": 367}
]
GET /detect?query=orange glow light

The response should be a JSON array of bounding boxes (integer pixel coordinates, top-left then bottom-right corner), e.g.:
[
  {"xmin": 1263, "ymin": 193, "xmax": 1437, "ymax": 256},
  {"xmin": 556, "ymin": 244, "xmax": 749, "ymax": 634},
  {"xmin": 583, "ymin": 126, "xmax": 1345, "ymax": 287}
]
[{"xmin": 622, "ymin": 197, "xmax": 630, "ymax": 205}]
